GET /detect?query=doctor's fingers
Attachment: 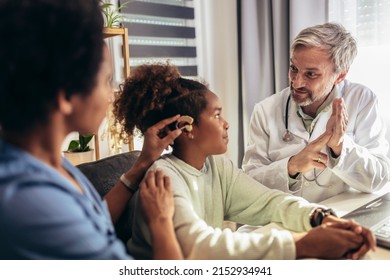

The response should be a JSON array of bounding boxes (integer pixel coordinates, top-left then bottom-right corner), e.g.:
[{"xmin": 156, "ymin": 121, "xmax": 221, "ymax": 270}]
[
  {"xmin": 291, "ymin": 150, "xmax": 325, "ymax": 173},
  {"xmin": 332, "ymin": 98, "xmax": 346, "ymax": 114},
  {"xmin": 312, "ymin": 152, "xmax": 328, "ymax": 167},
  {"xmin": 327, "ymin": 98, "xmax": 346, "ymax": 131},
  {"xmin": 307, "ymin": 131, "xmax": 332, "ymax": 151},
  {"xmin": 335, "ymin": 100, "xmax": 348, "ymax": 126},
  {"xmin": 332, "ymin": 115, "xmax": 348, "ymax": 142},
  {"xmin": 329, "ymin": 98, "xmax": 343, "ymax": 121}
]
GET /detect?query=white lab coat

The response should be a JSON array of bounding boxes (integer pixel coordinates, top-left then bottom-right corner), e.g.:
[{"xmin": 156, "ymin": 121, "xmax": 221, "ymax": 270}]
[{"xmin": 242, "ymin": 80, "xmax": 390, "ymax": 202}]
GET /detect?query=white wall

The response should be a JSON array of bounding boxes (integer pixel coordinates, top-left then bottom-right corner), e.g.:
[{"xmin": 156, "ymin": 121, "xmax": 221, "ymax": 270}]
[{"xmin": 194, "ymin": 0, "xmax": 240, "ymax": 165}]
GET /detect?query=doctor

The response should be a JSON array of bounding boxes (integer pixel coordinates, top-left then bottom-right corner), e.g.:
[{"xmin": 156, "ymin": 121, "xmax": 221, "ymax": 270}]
[{"xmin": 242, "ymin": 22, "xmax": 390, "ymax": 203}]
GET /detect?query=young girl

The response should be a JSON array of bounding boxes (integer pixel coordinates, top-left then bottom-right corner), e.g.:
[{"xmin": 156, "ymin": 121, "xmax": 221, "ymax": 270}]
[{"xmin": 114, "ymin": 63, "xmax": 375, "ymax": 260}]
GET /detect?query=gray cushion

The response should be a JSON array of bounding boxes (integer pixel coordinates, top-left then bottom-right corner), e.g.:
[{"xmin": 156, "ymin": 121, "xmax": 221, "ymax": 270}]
[
  {"xmin": 77, "ymin": 151, "xmax": 140, "ymax": 197},
  {"xmin": 77, "ymin": 151, "xmax": 141, "ymax": 244}
]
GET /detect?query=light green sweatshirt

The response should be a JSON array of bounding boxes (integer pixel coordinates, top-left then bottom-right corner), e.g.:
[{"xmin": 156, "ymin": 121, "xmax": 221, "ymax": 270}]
[{"xmin": 128, "ymin": 154, "xmax": 320, "ymax": 259}]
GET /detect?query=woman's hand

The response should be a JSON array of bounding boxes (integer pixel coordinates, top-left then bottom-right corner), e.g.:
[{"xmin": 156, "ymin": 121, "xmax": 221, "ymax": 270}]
[
  {"xmin": 105, "ymin": 115, "xmax": 181, "ymax": 223},
  {"xmin": 139, "ymin": 169, "xmax": 174, "ymax": 225},
  {"xmin": 139, "ymin": 169, "xmax": 183, "ymax": 260},
  {"xmin": 139, "ymin": 115, "xmax": 182, "ymax": 165}
]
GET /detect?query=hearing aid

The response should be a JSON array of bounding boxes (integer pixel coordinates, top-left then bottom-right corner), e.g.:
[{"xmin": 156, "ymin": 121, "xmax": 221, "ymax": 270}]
[
  {"xmin": 176, "ymin": 115, "xmax": 193, "ymax": 132},
  {"xmin": 159, "ymin": 115, "xmax": 194, "ymax": 138}
]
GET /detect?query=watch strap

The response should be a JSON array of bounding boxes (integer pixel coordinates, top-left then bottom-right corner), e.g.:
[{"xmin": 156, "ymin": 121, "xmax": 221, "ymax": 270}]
[{"xmin": 119, "ymin": 173, "xmax": 138, "ymax": 194}]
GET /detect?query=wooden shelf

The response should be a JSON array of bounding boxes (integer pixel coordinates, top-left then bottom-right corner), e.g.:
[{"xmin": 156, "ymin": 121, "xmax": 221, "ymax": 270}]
[
  {"xmin": 103, "ymin": 27, "xmax": 130, "ymax": 78},
  {"xmin": 103, "ymin": 27, "xmax": 127, "ymax": 38},
  {"xmin": 94, "ymin": 27, "xmax": 133, "ymax": 160}
]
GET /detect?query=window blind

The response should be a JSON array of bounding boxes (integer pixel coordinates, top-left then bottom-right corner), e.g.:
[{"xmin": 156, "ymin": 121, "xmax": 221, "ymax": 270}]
[
  {"xmin": 328, "ymin": 0, "xmax": 390, "ymax": 159},
  {"xmin": 119, "ymin": 0, "xmax": 198, "ymax": 77},
  {"xmin": 329, "ymin": 0, "xmax": 390, "ymax": 46}
]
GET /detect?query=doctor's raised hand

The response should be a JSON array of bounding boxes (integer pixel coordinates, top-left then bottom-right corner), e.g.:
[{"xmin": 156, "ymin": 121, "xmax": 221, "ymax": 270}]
[
  {"xmin": 288, "ymin": 98, "xmax": 348, "ymax": 177},
  {"xmin": 326, "ymin": 98, "xmax": 349, "ymax": 157}
]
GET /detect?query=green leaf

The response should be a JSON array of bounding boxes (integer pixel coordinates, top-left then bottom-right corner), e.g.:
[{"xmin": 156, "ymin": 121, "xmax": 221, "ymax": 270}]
[
  {"xmin": 67, "ymin": 140, "xmax": 80, "ymax": 152},
  {"xmin": 117, "ymin": 0, "xmax": 132, "ymax": 12},
  {"xmin": 66, "ymin": 133, "xmax": 94, "ymax": 153},
  {"xmin": 100, "ymin": 3, "xmax": 113, "ymax": 9},
  {"xmin": 100, "ymin": 0, "xmax": 132, "ymax": 28},
  {"xmin": 79, "ymin": 134, "xmax": 94, "ymax": 151}
]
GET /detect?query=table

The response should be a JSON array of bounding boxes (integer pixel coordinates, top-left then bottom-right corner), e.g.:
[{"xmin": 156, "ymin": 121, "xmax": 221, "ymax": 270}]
[
  {"xmin": 240, "ymin": 186, "xmax": 390, "ymax": 259},
  {"xmin": 320, "ymin": 186, "xmax": 390, "ymax": 260}
]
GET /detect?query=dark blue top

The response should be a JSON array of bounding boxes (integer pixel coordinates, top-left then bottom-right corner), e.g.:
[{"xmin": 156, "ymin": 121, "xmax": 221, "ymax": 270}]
[{"xmin": 0, "ymin": 139, "xmax": 131, "ymax": 259}]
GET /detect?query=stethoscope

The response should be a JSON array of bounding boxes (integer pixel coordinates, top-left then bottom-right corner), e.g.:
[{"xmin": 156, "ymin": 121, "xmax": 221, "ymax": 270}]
[{"xmin": 282, "ymin": 95, "xmax": 294, "ymax": 142}]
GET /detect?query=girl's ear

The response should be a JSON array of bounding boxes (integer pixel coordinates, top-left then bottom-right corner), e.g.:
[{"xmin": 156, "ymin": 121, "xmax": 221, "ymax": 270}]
[
  {"xmin": 57, "ymin": 90, "xmax": 73, "ymax": 115},
  {"xmin": 180, "ymin": 129, "xmax": 194, "ymax": 140}
]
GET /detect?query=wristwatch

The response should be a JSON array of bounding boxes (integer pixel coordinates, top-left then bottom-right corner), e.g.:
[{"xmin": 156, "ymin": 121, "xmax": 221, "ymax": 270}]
[{"xmin": 310, "ymin": 208, "xmax": 337, "ymax": 227}]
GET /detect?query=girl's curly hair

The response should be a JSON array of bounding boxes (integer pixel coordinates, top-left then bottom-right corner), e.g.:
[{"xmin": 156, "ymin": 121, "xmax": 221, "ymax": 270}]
[{"xmin": 113, "ymin": 63, "xmax": 209, "ymax": 139}]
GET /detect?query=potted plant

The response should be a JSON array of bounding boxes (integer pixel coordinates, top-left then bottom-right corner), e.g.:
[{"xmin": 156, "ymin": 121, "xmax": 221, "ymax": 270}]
[
  {"xmin": 100, "ymin": 0, "xmax": 131, "ymax": 28},
  {"xmin": 63, "ymin": 134, "xmax": 95, "ymax": 165}
]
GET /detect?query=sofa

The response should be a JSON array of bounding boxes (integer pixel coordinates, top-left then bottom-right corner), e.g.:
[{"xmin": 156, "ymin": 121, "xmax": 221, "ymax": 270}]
[{"xmin": 76, "ymin": 150, "xmax": 141, "ymax": 244}]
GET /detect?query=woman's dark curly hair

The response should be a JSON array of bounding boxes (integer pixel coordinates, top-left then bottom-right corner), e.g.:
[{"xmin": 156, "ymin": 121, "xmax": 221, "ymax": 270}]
[
  {"xmin": 0, "ymin": 0, "xmax": 104, "ymax": 133},
  {"xmin": 113, "ymin": 63, "xmax": 209, "ymax": 138}
]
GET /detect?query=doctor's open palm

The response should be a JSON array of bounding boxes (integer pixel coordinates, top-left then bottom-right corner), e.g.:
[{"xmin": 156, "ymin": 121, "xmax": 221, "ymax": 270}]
[{"xmin": 325, "ymin": 98, "xmax": 348, "ymax": 157}]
